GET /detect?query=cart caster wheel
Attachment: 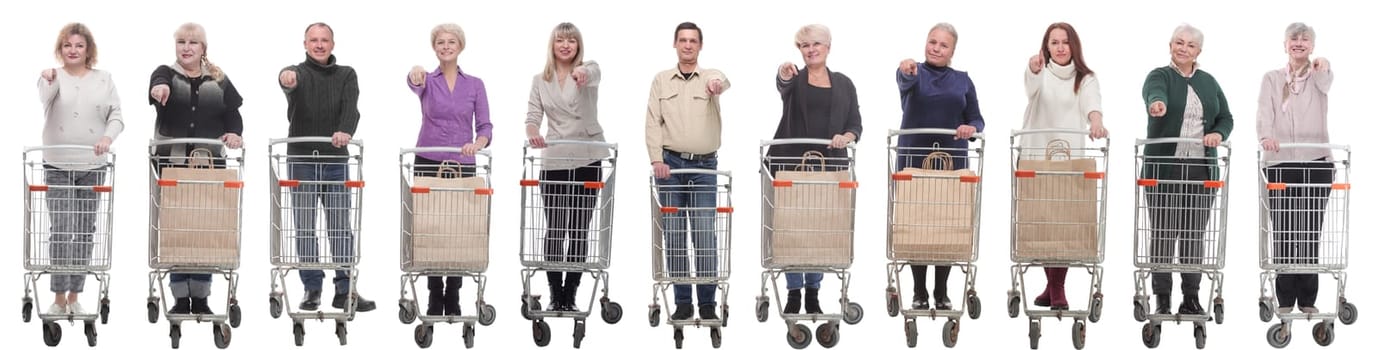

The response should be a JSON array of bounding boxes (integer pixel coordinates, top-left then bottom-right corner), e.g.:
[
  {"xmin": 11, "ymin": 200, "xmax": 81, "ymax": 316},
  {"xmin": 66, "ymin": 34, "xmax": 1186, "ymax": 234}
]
[
  {"xmin": 399, "ymin": 302, "xmax": 417, "ymax": 324},
  {"xmin": 532, "ymin": 320, "xmax": 551, "ymax": 347},
  {"xmin": 756, "ymin": 298, "xmax": 770, "ymax": 322},
  {"xmin": 1339, "ymin": 302, "xmax": 1358, "ymax": 325},
  {"xmin": 817, "ymin": 323, "xmax": 840, "ymax": 348},
  {"xmin": 787, "ymin": 323, "xmax": 812, "ymax": 349},
  {"xmin": 1071, "ymin": 320, "xmax": 1086, "ymax": 350},
  {"xmin": 1142, "ymin": 323, "xmax": 1161, "ymax": 348},
  {"xmin": 269, "ymin": 297, "xmax": 283, "ymax": 319},
  {"xmin": 1028, "ymin": 321, "xmax": 1041, "ymax": 349},
  {"xmin": 84, "ymin": 322, "xmax": 97, "ymax": 347},
  {"xmin": 649, "ymin": 305, "xmax": 661, "ymax": 327},
  {"xmin": 887, "ymin": 291, "xmax": 901, "ymax": 317},
  {"xmin": 479, "ymin": 303, "xmax": 497, "ymax": 326},
  {"xmin": 228, "ymin": 303, "xmax": 241, "ymax": 328},
  {"xmin": 844, "ymin": 302, "xmax": 864, "ymax": 325},
  {"xmin": 967, "ymin": 294, "xmax": 983, "ymax": 320},
  {"xmin": 23, "ymin": 299, "xmax": 33, "ymax": 323},
  {"xmin": 521, "ymin": 296, "xmax": 540, "ymax": 321},
  {"xmin": 1259, "ymin": 301, "xmax": 1274, "ymax": 323},
  {"xmin": 1007, "ymin": 296, "xmax": 1021, "ymax": 318},
  {"xmin": 99, "ymin": 299, "xmax": 110, "ymax": 325},
  {"xmin": 414, "ymin": 324, "xmax": 434, "ymax": 348},
  {"xmin": 710, "ymin": 327, "xmax": 722, "ymax": 349},
  {"xmin": 148, "ymin": 301, "xmax": 160, "ymax": 324},
  {"xmin": 1134, "ymin": 299, "xmax": 1149, "ymax": 322},
  {"xmin": 602, "ymin": 300, "xmax": 623, "ymax": 324},
  {"xmin": 1266, "ymin": 323, "xmax": 1290, "ymax": 348},
  {"xmin": 1213, "ymin": 301, "xmax": 1225, "ymax": 325},
  {"xmin": 213, "ymin": 323, "xmax": 231, "ymax": 349},
  {"xmin": 905, "ymin": 319, "xmax": 918, "ymax": 348},
  {"xmin": 42, "ymin": 321, "xmax": 62, "ymax": 347},
  {"xmin": 463, "ymin": 323, "xmax": 476, "ymax": 349},
  {"xmin": 942, "ymin": 319, "xmax": 959, "ymax": 348},
  {"xmin": 292, "ymin": 322, "xmax": 304, "ymax": 347},
  {"xmin": 573, "ymin": 321, "xmax": 587, "ymax": 349},
  {"xmin": 1088, "ymin": 296, "xmax": 1102, "ymax": 323},
  {"xmin": 335, "ymin": 321, "xmax": 348, "ymax": 346},
  {"xmin": 1193, "ymin": 323, "xmax": 1207, "ymax": 349},
  {"xmin": 673, "ymin": 328, "xmax": 684, "ymax": 349},
  {"xmin": 1313, "ymin": 322, "xmax": 1334, "ymax": 346},
  {"xmin": 169, "ymin": 324, "xmax": 181, "ymax": 349}
]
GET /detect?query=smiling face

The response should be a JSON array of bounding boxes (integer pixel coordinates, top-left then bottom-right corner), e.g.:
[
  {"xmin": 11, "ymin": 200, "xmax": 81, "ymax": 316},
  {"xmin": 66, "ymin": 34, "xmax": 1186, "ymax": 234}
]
[
  {"xmin": 1169, "ymin": 30, "xmax": 1201, "ymax": 68},
  {"xmin": 60, "ymin": 34, "xmax": 88, "ymax": 68},
  {"xmin": 925, "ymin": 28, "xmax": 955, "ymax": 67},
  {"xmin": 433, "ymin": 31, "xmax": 461, "ymax": 63},
  {"xmin": 1284, "ymin": 33, "xmax": 1313, "ymax": 61},
  {"xmin": 797, "ymin": 37, "xmax": 830, "ymax": 67},
  {"xmin": 553, "ymin": 34, "xmax": 578, "ymax": 64},
  {"xmin": 175, "ymin": 33, "xmax": 205, "ymax": 69},
  {"xmin": 303, "ymin": 25, "xmax": 334, "ymax": 64}
]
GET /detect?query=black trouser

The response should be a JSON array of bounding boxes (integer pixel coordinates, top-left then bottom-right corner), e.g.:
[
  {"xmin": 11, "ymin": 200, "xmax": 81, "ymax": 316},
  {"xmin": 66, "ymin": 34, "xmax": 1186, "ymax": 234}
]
[
  {"xmin": 413, "ymin": 156, "xmax": 476, "ymax": 295},
  {"xmin": 1266, "ymin": 158, "xmax": 1334, "ymax": 308},
  {"xmin": 541, "ymin": 162, "xmax": 603, "ymax": 291},
  {"xmin": 1144, "ymin": 160, "xmax": 1216, "ymax": 296}
]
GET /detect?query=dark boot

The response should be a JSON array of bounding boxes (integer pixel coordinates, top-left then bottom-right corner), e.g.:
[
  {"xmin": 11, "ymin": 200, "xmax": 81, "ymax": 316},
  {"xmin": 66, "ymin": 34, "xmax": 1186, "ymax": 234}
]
[
  {"xmin": 804, "ymin": 288, "xmax": 823, "ymax": 314},
  {"xmin": 546, "ymin": 284, "xmax": 562, "ymax": 311},
  {"xmin": 1178, "ymin": 294, "xmax": 1205, "ymax": 315},
  {"xmin": 444, "ymin": 289, "xmax": 462, "ymax": 316},
  {"xmin": 562, "ymin": 284, "xmax": 580, "ymax": 312},
  {"xmin": 670, "ymin": 303, "xmax": 693, "ymax": 320},
  {"xmin": 1155, "ymin": 294, "xmax": 1172, "ymax": 315},
  {"xmin": 699, "ymin": 304, "xmax": 718, "ymax": 320},
  {"xmin": 190, "ymin": 297, "xmax": 214, "ymax": 315},
  {"xmin": 784, "ymin": 289, "xmax": 802, "ymax": 314},
  {"xmin": 170, "ymin": 298, "xmax": 191, "ymax": 314},
  {"xmin": 1033, "ymin": 268, "xmax": 1052, "ymax": 307},
  {"xmin": 426, "ymin": 289, "xmax": 444, "ymax": 316},
  {"xmin": 1048, "ymin": 268, "xmax": 1069, "ymax": 310},
  {"xmin": 300, "ymin": 290, "xmax": 322, "ymax": 311}
]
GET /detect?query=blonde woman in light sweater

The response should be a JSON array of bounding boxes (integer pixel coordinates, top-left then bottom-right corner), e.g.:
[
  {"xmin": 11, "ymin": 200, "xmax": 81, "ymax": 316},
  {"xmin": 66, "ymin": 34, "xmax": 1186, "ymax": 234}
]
[
  {"xmin": 1019, "ymin": 22, "xmax": 1106, "ymax": 311},
  {"xmin": 36, "ymin": 22, "xmax": 125, "ymax": 316},
  {"xmin": 1257, "ymin": 22, "xmax": 1333, "ymax": 315}
]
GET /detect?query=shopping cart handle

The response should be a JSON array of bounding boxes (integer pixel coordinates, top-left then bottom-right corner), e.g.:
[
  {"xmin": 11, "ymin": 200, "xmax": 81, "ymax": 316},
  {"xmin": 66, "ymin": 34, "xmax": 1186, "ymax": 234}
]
[
  {"xmin": 269, "ymin": 136, "xmax": 364, "ymax": 146},
  {"xmin": 527, "ymin": 140, "xmax": 618, "ymax": 150},
  {"xmin": 23, "ymin": 144, "xmax": 104, "ymax": 153},
  {"xmin": 149, "ymin": 138, "xmax": 226, "ymax": 147},
  {"xmin": 1276, "ymin": 143, "xmax": 1349, "ymax": 151},
  {"xmin": 400, "ymin": 147, "xmax": 491, "ymax": 157},
  {"xmin": 658, "ymin": 169, "xmax": 731, "ymax": 177},
  {"xmin": 759, "ymin": 138, "xmax": 856, "ymax": 148},
  {"xmin": 1135, "ymin": 137, "xmax": 1232, "ymax": 147},
  {"xmin": 888, "ymin": 128, "xmax": 985, "ymax": 140}
]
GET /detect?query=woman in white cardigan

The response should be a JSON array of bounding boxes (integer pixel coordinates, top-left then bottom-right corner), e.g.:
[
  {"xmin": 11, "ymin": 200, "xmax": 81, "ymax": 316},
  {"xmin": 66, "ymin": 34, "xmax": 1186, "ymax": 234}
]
[
  {"xmin": 1018, "ymin": 22, "xmax": 1107, "ymax": 311},
  {"xmin": 36, "ymin": 22, "xmax": 125, "ymax": 316}
]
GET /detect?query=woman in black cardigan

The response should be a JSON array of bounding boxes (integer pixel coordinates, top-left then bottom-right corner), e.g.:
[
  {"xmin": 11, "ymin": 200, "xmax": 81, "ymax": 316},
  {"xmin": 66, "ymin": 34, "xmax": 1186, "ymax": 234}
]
[{"xmin": 768, "ymin": 24, "xmax": 863, "ymax": 315}]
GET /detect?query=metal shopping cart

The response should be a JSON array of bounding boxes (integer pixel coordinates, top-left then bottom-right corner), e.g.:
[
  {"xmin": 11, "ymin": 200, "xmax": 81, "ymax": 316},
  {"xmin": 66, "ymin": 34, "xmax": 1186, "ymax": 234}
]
[
  {"xmin": 1006, "ymin": 129, "xmax": 1109, "ymax": 350},
  {"xmin": 21, "ymin": 145, "xmax": 116, "ymax": 347},
  {"xmin": 517, "ymin": 140, "xmax": 623, "ymax": 348},
  {"xmin": 647, "ymin": 169, "xmax": 734, "ymax": 349},
  {"xmin": 883, "ymin": 129, "xmax": 984, "ymax": 348},
  {"xmin": 1255, "ymin": 143, "xmax": 1357, "ymax": 348},
  {"xmin": 397, "ymin": 147, "xmax": 497, "ymax": 349},
  {"xmin": 145, "ymin": 138, "xmax": 245, "ymax": 349},
  {"xmin": 1131, "ymin": 138, "xmax": 1230, "ymax": 349},
  {"xmin": 754, "ymin": 138, "xmax": 864, "ymax": 349},
  {"xmin": 265, "ymin": 136, "xmax": 366, "ymax": 346}
]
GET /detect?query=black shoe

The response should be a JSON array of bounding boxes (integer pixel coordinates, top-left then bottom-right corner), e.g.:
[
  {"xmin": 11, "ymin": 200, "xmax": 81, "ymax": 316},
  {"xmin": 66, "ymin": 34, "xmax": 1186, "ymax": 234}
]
[
  {"xmin": 1178, "ymin": 295, "xmax": 1205, "ymax": 315},
  {"xmin": 444, "ymin": 291, "xmax": 462, "ymax": 316},
  {"xmin": 935, "ymin": 295, "xmax": 953, "ymax": 310},
  {"xmin": 699, "ymin": 304, "xmax": 719, "ymax": 320},
  {"xmin": 804, "ymin": 288, "xmax": 823, "ymax": 314},
  {"xmin": 333, "ymin": 293, "xmax": 377, "ymax": 312},
  {"xmin": 170, "ymin": 298, "xmax": 191, "ymax": 314},
  {"xmin": 911, "ymin": 298, "xmax": 930, "ymax": 310},
  {"xmin": 561, "ymin": 285, "xmax": 580, "ymax": 312},
  {"xmin": 671, "ymin": 303, "xmax": 694, "ymax": 320},
  {"xmin": 546, "ymin": 285, "xmax": 562, "ymax": 311},
  {"xmin": 300, "ymin": 291, "xmax": 322, "ymax": 311},
  {"xmin": 190, "ymin": 297, "xmax": 214, "ymax": 315},
  {"xmin": 426, "ymin": 291, "xmax": 444, "ymax": 316},
  {"xmin": 784, "ymin": 290, "xmax": 802, "ymax": 314},
  {"xmin": 1154, "ymin": 294, "xmax": 1172, "ymax": 315}
]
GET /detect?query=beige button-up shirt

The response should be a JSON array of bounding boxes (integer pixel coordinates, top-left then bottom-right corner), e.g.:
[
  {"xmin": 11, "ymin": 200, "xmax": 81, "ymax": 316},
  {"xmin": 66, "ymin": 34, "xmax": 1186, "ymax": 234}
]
[{"xmin": 644, "ymin": 67, "xmax": 730, "ymax": 163}]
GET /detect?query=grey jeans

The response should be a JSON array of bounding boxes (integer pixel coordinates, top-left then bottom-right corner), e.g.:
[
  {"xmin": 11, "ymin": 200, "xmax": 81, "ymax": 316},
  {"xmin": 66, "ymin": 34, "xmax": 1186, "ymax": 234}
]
[{"xmin": 45, "ymin": 167, "xmax": 106, "ymax": 293}]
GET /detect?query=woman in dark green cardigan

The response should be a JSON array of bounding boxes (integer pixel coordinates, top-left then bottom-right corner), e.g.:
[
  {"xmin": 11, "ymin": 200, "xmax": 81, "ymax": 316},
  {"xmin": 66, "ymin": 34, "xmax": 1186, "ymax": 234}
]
[{"xmin": 1140, "ymin": 24, "xmax": 1233, "ymax": 317}]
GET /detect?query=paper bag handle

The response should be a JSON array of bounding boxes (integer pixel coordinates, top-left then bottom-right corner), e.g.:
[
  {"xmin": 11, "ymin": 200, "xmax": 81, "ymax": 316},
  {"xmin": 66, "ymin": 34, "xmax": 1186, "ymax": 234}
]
[
  {"xmin": 1044, "ymin": 139, "xmax": 1072, "ymax": 160},
  {"xmin": 922, "ymin": 151, "xmax": 955, "ymax": 170},
  {"xmin": 793, "ymin": 150, "xmax": 827, "ymax": 171},
  {"xmin": 188, "ymin": 148, "xmax": 215, "ymax": 168}
]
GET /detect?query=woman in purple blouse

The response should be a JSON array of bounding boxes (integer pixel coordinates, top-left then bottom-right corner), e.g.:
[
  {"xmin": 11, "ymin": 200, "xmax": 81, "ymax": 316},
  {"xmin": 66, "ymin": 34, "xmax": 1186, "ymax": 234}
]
[{"xmin": 406, "ymin": 23, "xmax": 493, "ymax": 316}]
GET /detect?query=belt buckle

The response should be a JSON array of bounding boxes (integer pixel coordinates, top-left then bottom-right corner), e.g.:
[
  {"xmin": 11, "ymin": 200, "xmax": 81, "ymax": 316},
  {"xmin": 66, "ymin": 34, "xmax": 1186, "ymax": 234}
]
[{"xmin": 681, "ymin": 152, "xmax": 699, "ymax": 160}]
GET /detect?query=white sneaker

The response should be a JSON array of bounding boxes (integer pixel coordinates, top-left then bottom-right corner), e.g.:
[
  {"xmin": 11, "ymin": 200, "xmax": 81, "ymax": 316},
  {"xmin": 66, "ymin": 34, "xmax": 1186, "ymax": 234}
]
[
  {"xmin": 67, "ymin": 302, "xmax": 85, "ymax": 315},
  {"xmin": 1277, "ymin": 307, "xmax": 1293, "ymax": 314},
  {"xmin": 47, "ymin": 303, "xmax": 66, "ymax": 315},
  {"xmin": 1300, "ymin": 306, "xmax": 1320, "ymax": 314}
]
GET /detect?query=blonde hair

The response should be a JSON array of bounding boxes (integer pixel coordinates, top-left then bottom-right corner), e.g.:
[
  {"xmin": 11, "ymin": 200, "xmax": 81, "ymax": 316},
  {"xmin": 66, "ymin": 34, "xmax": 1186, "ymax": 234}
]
[
  {"xmin": 542, "ymin": 22, "xmax": 584, "ymax": 82},
  {"xmin": 794, "ymin": 24, "xmax": 831, "ymax": 47},
  {"xmin": 175, "ymin": 23, "xmax": 225, "ymax": 81},
  {"xmin": 431, "ymin": 23, "xmax": 466, "ymax": 51},
  {"xmin": 53, "ymin": 22, "xmax": 98, "ymax": 68}
]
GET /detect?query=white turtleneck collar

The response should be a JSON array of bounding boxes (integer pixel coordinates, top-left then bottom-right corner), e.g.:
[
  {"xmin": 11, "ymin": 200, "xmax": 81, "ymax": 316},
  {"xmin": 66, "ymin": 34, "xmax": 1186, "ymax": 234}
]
[{"xmin": 1048, "ymin": 60, "xmax": 1076, "ymax": 80}]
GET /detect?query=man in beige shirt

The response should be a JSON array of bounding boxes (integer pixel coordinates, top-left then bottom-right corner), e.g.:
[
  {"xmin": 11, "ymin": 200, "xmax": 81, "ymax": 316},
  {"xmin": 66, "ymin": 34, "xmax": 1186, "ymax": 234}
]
[{"xmin": 645, "ymin": 21, "xmax": 730, "ymax": 322}]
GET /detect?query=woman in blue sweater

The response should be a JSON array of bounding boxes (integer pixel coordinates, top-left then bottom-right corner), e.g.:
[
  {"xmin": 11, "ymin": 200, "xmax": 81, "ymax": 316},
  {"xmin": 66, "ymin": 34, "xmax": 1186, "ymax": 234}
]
[{"xmin": 894, "ymin": 23, "xmax": 985, "ymax": 311}]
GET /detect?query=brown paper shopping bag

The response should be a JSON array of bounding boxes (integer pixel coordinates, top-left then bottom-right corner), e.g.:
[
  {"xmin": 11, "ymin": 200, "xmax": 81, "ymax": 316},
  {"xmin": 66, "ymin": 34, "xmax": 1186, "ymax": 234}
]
[
  {"xmin": 409, "ymin": 162, "xmax": 490, "ymax": 270},
  {"xmin": 1014, "ymin": 140, "xmax": 1099, "ymax": 261},
  {"xmin": 770, "ymin": 151, "xmax": 853, "ymax": 266},
  {"xmin": 157, "ymin": 148, "xmax": 240, "ymax": 265},
  {"xmin": 891, "ymin": 151, "xmax": 978, "ymax": 261}
]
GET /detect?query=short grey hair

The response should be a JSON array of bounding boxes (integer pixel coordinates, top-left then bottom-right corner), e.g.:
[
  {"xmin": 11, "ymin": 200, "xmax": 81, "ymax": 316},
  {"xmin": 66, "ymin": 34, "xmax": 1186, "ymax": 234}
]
[
  {"xmin": 1171, "ymin": 23, "xmax": 1204, "ymax": 47},
  {"xmin": 1285, "ymin": 22, "xmax": 1315, "ymax": 41},
  {"xmin": 795, "ymin": 24, "xmax": 831, "ymax": 46},
  {"xmin": 930, "ymin": 22, "xmax": 958, "ymax": 46}
]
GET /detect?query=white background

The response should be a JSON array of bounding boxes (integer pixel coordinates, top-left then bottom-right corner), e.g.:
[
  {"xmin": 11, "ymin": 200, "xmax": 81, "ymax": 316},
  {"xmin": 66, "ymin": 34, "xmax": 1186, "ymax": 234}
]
[{"xmin": 1, "ymin": 0, "xmax": 1373, "ymax": 349}]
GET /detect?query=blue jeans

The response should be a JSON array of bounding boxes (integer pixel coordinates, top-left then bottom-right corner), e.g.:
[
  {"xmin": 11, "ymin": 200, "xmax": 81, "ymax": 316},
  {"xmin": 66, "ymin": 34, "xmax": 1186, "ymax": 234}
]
[
  {"xmin": 786, "ymin": 273, "xmax": 823, "ymax": 290},
  {"xmin": 169, "ymin": 273, "xmax": 213, "ymax": 298},
  {"xmin": 290, "ymin": 162, "xmax": 353, "ymax": 294},
  {"xmin": 658, "ymin": 151, "xmax": 719, "ymax": 306}
]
